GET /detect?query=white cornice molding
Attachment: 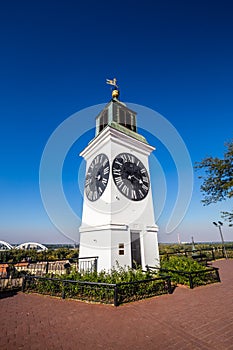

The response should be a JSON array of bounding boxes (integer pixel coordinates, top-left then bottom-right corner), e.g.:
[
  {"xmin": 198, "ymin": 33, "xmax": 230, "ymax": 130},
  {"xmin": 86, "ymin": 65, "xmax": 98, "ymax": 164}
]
[
  {"xmin": 146, "ymin": 225, "xmax": 159, "ymax": 232},
  {"xmin": 79, "ymin": 223, "xmax": 128, "ymax": 233},
  {"xmin": 80, "ymin": 125, "xmax": 155, "ymax": 159}
]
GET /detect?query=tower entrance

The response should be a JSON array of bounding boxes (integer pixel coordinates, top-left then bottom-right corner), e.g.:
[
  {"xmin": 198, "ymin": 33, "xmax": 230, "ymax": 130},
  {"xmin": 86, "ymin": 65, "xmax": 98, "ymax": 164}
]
[{"xmin": 130, "ymin": 231, "xmax": 141, "ymax": 268}]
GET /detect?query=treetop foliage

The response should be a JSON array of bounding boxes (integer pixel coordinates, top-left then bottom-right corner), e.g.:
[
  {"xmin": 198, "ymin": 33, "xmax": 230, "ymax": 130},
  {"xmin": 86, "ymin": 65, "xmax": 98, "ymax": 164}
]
[{"xmin": 195, "ymin": 140, "xmax": 233, "ymax": 225}]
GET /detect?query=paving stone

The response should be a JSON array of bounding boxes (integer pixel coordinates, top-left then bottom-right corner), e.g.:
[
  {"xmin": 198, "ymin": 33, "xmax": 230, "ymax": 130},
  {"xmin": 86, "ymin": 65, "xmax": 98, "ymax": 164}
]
[{"xmin": 0, "ymin": 260, "xmax": 232, "ymax": 349}]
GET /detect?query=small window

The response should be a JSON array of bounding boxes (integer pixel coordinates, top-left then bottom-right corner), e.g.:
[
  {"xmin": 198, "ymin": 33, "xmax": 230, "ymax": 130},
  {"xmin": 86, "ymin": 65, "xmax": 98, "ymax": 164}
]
[
  {"xmin": 99, "ymin": 110, "xmax": 108, "ymax": 133},
  {"xmin": 131, "ymin": 115, "xmax": 136, "ymax": 132},
  {"xmin": 119, "ymin": 109, "xmax": 125, "ymax": 125},
  {"xmin": 99, "ymin": 115, "xmax": 104, "ymax": 133},
  {"xmin": 126, "ymin": 112, "xmax": 131, "ymax": 129},
  {"xmin": 113, "ymin": 104, "xmax": 119, "ymax": 122},
  {"xmin": 119, "ymin": 243, "xmax": 124, "ymax": 255}
]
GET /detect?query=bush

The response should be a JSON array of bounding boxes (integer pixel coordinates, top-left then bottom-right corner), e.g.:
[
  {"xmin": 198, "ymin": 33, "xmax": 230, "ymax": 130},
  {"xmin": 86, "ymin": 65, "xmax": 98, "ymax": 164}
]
[
  {"xmin": 24, "ymin": 266, "xmax": 169, "ymax": 305},
  {"xmin": 62, "ymin": 264, "xmax": 152, "ymax": 284},
  {"xmin": 160, "ymin": 256, "xmax": 207, "ymax": 285},
  {"xmin": 161, "ymin": 255, "xmax": 206, "ymax": 272}
]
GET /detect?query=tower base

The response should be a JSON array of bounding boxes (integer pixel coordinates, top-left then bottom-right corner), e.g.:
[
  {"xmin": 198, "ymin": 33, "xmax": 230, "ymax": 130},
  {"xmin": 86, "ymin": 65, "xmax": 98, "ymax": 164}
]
[{"xmin": 79, "ymin": 224, "xmax": 160, "ymax": 273}]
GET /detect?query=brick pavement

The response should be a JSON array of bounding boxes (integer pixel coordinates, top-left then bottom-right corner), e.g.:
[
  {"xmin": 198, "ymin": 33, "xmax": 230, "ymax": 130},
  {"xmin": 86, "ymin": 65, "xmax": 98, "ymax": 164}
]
[{"xmin": 0, "ymin": 259, "xmax": 233, "ymax": 350}]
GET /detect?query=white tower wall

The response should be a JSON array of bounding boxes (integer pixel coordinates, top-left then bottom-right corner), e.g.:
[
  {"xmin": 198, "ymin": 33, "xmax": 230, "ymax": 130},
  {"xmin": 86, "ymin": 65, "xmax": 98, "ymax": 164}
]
[{"xmin": 79, "ymin": 124, "xmax": 160, "ymax": 272}]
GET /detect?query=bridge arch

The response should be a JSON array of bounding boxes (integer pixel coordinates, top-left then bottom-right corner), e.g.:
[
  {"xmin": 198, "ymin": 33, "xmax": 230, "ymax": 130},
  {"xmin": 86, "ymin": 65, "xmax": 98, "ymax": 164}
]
[
  {"xmin": 0, "ymin": 240, "xmax": 13, "ymax": 250},
  {"xmin": 16, "ymin": 242, "xmax": 48, "ymax": 251}
]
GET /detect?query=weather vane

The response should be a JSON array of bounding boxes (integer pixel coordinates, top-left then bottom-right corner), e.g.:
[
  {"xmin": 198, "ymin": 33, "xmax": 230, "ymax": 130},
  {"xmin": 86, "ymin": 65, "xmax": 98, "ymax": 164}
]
[
  {"xmin": 106, "ymin": 77, "xmax": 119, "ymax": 99},
  {"xmin": 106, "ymin": 77, "xmax": 118, "ymax": 89}
]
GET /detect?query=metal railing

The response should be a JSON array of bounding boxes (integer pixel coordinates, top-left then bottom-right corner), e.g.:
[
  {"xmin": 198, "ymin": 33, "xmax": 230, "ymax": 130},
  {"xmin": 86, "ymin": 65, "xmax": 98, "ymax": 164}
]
[
  {"xmin": 114, "ymin": 277, "xmax": 172, "ymax": 305},
  {"xmin": 159, "ymin": 246, "xmax": 233, "ymax": 261},
  {"xmin": 22, "ymin": 275, "xmax": 172, "ymax": 306},
  {"xmin": 146, "ymin": 265, "xmax": 220, "ymax": 289},
  {"xmin": 77, "ymin": 256, "xmax": 98, "ymax": 273}
]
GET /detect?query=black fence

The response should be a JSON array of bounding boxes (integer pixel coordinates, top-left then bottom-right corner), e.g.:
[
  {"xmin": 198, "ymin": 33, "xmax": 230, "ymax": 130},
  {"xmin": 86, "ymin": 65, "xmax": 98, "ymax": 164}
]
[
  {"xmin": 160, "ymin": 246, "xmax": 233, "ymax": 262},
  {"xmin": 22, "ymin": 275, "xmax": 172, "ymax": 306},
  {"xmin": 115, "ymin": 277, "xmax": 172, "ymax": 305},
  {"xmin": 146, "ymin": 265, "xmax": 220, "ymax": 289},
  {"xmin": 0, "ymin": 252, "xmax": 223, "ymax": 304}
]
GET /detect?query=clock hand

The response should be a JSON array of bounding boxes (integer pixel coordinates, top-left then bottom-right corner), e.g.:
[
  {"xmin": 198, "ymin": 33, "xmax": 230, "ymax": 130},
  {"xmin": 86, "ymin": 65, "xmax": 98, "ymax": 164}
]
[{"xmin": 129, "ymin": 174, "xmax": 143, "ymax": 184}]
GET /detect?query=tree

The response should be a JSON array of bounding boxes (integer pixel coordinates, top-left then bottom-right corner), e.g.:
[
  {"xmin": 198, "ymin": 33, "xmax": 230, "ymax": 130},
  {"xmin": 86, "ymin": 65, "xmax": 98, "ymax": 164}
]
[{"xmin": 195, "ymin": 140, "xmax": 233, "ymax": 226}]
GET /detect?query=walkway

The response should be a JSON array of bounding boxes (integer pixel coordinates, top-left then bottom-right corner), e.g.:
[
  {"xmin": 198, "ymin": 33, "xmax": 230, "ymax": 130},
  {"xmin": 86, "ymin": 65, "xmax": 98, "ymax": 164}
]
[{"xmin": 0, "ymin": 259, "xmax": 232, "ymax": 350}]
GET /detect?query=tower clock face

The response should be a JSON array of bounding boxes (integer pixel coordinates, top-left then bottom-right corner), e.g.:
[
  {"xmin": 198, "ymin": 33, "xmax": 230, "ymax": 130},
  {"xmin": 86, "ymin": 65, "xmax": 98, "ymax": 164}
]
[
  {"xmin": 85, "ymin": 154, "xmax": 110, "ymax": 201},
  {"xmin": 112, "ymin": 152, "xmax": 150, "ymax": 201}
]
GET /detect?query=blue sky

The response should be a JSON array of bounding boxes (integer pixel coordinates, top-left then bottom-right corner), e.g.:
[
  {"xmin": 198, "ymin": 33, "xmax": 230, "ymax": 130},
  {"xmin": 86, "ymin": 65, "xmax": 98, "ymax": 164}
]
[{"xmin": 0, "ymin": 0, "xmax": 232, "ymax": 244}]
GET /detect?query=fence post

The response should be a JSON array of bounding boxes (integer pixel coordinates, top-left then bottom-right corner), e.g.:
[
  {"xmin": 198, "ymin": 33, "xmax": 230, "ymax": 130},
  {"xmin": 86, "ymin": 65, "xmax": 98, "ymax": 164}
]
[
  {"xmin": 215, "ymin": 268, "xmax": 221, "ymax": 283},
  {"xmin": 167, "ymin": 277, "xmax": 172, "ymax": 294},
  {"xmin": 22, "ymin": 276, "xmax": 26, "ymax": 292},
  {"xmin": 62, "ymin": 281, "xmax": 65, "ymax": 299},
  {"xmin": 222, "ymin": 247, "xmax": 225, "ymax": 258},
  {"xmin": 94, "ymin": 258, "xmax": 98, "ymax": 273},
  {"xmin": 114, "ymin": 285, "xmax": 118, "ymax": 307},
  {"xmin": 46, "ymin": 261, "xmax": 49, "ymax": 274},
  {"xmin": 211, "ymin": 248, "xmax": 215, "ymax": 261},
  {"xmin": 189, "ymin": 274, "xmax": 194, "ymax": 289}
]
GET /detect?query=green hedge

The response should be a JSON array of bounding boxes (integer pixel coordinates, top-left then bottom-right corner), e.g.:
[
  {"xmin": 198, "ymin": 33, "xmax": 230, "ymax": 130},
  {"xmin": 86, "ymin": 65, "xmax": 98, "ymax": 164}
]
[{"xmin": 160, "ymin": 256, "xmax": 209, "ymax": 286}]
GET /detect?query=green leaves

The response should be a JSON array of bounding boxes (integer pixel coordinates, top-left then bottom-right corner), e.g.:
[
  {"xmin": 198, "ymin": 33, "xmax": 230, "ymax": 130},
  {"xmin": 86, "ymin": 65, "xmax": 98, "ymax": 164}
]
[
  {"xmin": 24, "ymin": 267, "xmax": 169, "ymax": 305},
  {"xmin": 63, "ymin": 264, "xmax": 151, "ymax": 284},
  {"xmin": 161, "ymin": 255, "xmax": 205, "ymax": 271},
  {"xmin": 160, "ymin": 256, "xmax": 206, "ymax": 285},
  {"xmin": 195, "ymin": 139, "xmax": 233, "ymax": 225}
]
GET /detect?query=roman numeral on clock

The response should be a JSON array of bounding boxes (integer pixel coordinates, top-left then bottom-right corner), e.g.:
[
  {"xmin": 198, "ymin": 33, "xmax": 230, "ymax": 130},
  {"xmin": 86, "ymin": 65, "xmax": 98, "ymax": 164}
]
[
  {"xmin": 103, "ymin": 158, "xmax": 108, "ymax": 167},
  {"xmin": 139, "ymin": 189, "xmax": 145, "ymax": 198},
  {"xmin": 94, "ymin": 156, "xmax": 100, "ymax": 165},
  {"xmin": 121, "ymin": 154, "xmax": 128, "ymax": 163},
  {"xmin": 142, "ymin": 176, "xmax": 149, "ymax": 183},
  {"xmin": 102, "ymin": 177, "xmax": 108, "ymax": 186},
  {"xmin": 86, "ymin": 185, "xmax": 91, "ymax": 195},
  {"xmin": 103, "ymin": 166, "xmax": 109, "ymax": 175},
  {"xmin": 142, "ymin": 184, "xmax": 148, "ymax": 191},
  {"xmin": 131, "ymin": 189, "xmax": 137, "ymax": 200},
  {"xmin": 115, "ymin": 159, "xmax": 123, "ymax": 167},
  {"xmin": 127, "ymin": 154, "xmax": 135, "ymax": 163},
  {"xmin": 122, "ymin": 185, "xmax": 129, "ymax": 196},
  {"xmin": 93, "ymin": 191, "xmax": 98, "ymax": 201},
  {"xmin": 115, "ymin": 176, "xmax": 123, "ymax": 188},
  {"xmin": 113, "ymin": 167, "xmax": 121, "ymax": 176}
]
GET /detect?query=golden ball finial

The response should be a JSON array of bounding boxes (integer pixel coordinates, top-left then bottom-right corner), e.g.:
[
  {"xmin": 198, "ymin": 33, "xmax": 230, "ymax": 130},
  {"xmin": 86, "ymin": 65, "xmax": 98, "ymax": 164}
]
[
  {"xmin": 106, "ymin": 78, "xmax": 120, "ymax": 99},
  {"xmin": 112, "ymin": 89, "xmax": 119, "ymax": 99}
]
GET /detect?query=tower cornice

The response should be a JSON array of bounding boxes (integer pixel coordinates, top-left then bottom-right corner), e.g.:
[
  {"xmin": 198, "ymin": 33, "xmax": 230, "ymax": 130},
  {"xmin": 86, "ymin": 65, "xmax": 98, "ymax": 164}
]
[{"xmin": 80, "ymin": 124, "xmax": 155, "ymax": 160}]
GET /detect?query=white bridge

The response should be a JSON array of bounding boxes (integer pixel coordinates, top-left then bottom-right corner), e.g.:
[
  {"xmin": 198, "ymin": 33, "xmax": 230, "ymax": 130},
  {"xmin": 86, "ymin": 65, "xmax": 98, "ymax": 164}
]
[
  {"xmin": 0, "ymin": 241, "xmax": 14, "ymax": 250},
  {"xmin": 0, "ymin": 241, "xmax": 48, "ymax": 252}
]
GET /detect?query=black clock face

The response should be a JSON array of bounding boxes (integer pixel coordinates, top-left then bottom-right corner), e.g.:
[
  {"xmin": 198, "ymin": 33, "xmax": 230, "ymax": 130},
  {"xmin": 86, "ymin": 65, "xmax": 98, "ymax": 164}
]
[
  {"xmin": 112, "ymin": 153, "xmax": 150, "ymax": 201},
  {"xmin": 85, "ymin": 154, "xmax": 110, "ymax": 201}
]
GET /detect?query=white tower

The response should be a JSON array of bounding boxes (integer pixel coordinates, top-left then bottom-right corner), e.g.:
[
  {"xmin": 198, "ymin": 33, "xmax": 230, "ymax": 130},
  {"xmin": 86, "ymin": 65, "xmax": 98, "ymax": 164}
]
[{"xmin": 79, "ymin": 81, "xmax": 160, "ymax": 272}]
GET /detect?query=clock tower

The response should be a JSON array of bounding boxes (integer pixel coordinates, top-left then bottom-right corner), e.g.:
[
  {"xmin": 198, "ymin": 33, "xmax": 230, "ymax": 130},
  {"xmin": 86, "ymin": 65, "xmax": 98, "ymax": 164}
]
[{"xmin": 79, "ymin": 80, "xmax": 160, "ymax": 272}]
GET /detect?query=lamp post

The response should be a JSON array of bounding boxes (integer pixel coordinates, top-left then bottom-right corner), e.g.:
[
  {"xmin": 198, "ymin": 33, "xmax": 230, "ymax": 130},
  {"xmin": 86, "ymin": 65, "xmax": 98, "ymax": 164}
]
[
  {"xmin": 213, "ymin": 221, "xmax": 228, "ymax": 259},
  {"xmin": 191, "ymin": 236, "xmax": 196, "ymax": 251}
]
